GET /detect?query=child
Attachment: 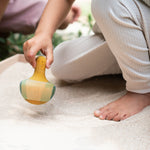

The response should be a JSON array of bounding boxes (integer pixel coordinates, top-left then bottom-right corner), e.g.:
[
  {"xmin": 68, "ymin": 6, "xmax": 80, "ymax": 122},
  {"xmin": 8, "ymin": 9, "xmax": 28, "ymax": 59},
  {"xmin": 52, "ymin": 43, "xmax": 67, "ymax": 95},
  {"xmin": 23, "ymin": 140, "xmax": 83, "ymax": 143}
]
[
  {"xmin": 23, "ymin": 0, "xmax": 150, "ymax": 121},
  {"xmin": 0, "ymin": 0, "xmax": 80, "ymax": 34}
]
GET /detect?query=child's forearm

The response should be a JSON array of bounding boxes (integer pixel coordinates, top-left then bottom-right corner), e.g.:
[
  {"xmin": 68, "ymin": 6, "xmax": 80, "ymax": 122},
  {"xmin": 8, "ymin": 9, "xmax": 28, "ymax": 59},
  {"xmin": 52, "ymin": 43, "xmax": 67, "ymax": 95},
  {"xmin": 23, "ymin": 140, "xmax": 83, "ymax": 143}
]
[
  {"xmin": 23, "ymin": 0, "xmax": 75, "ymax": 68},
  {"xmin": 35, "ymin": 0, "xmax": 75, "ymax": 38},
  {"xmin": 0, "ymin": 0, "xmax": 9, "ymax": 21}
]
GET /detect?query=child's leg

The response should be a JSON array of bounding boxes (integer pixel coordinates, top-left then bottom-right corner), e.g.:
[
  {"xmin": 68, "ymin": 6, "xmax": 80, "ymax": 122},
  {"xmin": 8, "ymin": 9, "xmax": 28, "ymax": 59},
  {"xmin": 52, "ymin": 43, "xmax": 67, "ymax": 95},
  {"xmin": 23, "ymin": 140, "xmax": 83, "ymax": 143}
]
[
  {"xmin": 0, "ymin": 0, "xmax": 48, "ymax": 34},
  {"xmin": 51, "ymin": 34, "xmax": 121, "ymax": 82},
  {"xmin": 92, "ymin": 0, "xmax": 150, "ymax": 121},
  {"xmin": 0, "ymin": 0, "xmax": 78, "ymax": 34}
]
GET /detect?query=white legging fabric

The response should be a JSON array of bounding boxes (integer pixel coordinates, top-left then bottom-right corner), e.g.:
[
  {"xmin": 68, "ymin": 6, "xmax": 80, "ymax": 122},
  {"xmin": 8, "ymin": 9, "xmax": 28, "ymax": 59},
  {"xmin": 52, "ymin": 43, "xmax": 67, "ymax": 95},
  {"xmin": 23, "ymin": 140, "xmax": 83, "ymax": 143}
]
[{"xmin": 51, "ymin": 0, "xmax": 150, "ymax": 94}]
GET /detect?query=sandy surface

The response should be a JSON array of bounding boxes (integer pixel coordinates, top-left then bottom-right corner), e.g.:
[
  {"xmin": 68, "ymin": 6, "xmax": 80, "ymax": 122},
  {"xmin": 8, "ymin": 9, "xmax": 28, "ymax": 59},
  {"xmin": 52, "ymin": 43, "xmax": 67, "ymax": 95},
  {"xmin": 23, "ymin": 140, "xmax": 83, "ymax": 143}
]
[{"xmin": 0, "ymin": 60, "xmax": 150, "ymax": 150}]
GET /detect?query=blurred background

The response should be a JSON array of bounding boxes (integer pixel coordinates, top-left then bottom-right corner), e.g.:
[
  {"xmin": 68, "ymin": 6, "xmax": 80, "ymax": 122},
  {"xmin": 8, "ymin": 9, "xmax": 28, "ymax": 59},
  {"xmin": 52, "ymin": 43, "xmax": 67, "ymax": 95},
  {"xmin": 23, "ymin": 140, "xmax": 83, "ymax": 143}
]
[{"xmin": 0, "ymin": 0, "xmax": 95, "ymax": 61}]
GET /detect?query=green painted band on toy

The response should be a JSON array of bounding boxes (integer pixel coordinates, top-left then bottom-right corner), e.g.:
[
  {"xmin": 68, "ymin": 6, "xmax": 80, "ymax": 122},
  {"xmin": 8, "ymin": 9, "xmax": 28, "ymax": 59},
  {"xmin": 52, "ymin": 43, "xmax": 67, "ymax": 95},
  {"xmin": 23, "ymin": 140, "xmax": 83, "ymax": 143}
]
[
  {"xmin": 20, "ymin": 79, "xmax": 27, "ymax": 100},
  {"xmin": 20, "ymin": 79, "xmax": 55, "ymax": 102},
  {"xmin": 50, "ymin": 86, "xmax": 56, "ymax": 99}
]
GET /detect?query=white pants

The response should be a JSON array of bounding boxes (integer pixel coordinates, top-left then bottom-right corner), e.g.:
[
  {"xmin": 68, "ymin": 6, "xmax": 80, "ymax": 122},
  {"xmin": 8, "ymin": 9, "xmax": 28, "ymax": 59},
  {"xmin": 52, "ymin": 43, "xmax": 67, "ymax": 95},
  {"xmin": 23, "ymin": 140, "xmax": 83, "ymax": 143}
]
[{"xmin": 51, "ymin": 0, "xmax": 150, "ymax": 94}]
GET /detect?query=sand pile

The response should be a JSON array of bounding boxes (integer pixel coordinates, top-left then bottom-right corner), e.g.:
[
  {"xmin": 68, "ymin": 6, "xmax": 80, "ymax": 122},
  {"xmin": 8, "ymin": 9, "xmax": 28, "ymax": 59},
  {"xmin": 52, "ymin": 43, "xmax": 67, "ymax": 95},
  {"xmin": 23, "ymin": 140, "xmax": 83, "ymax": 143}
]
[{"xmin": 0, "ymin": 57, "xmax": 150, "ymax": 150}]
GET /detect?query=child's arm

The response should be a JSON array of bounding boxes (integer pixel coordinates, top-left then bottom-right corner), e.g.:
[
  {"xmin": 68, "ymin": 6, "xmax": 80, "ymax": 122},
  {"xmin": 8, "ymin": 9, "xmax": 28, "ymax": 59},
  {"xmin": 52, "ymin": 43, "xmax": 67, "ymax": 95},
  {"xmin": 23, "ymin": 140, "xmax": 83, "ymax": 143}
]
[
  {"xmin": 0, "ymin": 0, "xmax": 9, "ymax": 21},
  {"xmin": 23, "ymin": 0, "xmax": 75, "ymax": 69}
]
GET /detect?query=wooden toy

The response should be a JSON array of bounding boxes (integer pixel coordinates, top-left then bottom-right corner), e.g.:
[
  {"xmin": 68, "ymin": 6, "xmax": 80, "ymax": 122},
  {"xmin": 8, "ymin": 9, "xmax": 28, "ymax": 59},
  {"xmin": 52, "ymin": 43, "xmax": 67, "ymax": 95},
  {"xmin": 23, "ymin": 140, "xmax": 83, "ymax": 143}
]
[{"xmin": 20, "ymin": 56, "xmax": 55, "ymax": 105}]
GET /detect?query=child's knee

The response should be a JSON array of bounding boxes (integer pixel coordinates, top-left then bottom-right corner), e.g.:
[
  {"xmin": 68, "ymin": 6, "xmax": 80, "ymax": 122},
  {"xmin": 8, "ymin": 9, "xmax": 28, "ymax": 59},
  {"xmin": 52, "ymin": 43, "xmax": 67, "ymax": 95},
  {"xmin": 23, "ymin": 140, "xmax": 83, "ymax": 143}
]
[
  {"xmin": 91, "ymin": 0, "xmax": 127, "ymax": 21},
  {"xmin": 51, "ymin": 42, "xmax": 84, "ymax": 82},
  {"xmin": 51, "ymin": 42, "xmax": 70, "ymax": 81},
  {"xmin": 92, "ymin": 0, "xmax": 113, "ymax": 17},
  {"xmin": 0, "ymin": 0, "xmax": 48, "ymax": 34}
]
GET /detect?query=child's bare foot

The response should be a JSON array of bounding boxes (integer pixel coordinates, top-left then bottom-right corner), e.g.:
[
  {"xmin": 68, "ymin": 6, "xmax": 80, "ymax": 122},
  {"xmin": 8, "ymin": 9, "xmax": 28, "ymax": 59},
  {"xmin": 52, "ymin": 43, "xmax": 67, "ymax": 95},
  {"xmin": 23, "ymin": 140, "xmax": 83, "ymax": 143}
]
[{"xmin": 94, "ymin": 92, "xmax": 150, "ymax": 121}]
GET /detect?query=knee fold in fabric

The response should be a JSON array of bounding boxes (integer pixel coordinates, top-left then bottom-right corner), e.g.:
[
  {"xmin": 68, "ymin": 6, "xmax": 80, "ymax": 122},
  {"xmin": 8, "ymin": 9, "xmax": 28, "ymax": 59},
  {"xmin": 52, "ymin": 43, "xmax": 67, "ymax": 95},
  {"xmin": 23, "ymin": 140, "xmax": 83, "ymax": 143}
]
[{"xmin": 91, "ymin": 0, "xmax": 150, "ymax": 93}]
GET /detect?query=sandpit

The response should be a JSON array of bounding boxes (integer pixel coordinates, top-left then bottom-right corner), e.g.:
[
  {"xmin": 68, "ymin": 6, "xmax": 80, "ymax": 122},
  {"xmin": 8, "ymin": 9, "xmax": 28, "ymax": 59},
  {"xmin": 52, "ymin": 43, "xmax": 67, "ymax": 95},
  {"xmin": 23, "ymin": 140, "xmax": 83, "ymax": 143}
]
[{"xmin": 0, "ymin": 54, "xmax": 150, "ymax": 150}]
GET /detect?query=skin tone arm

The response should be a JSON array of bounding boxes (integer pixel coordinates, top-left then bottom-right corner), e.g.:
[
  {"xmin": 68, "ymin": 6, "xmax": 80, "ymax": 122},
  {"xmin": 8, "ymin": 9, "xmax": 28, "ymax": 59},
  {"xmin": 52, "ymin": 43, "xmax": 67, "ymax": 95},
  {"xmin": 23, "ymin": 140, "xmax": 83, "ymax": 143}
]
[
  {"xmin": 0, "ymin": 0, "xmax": 9, "ymax": 21},
  {"xmin": 23, "ymin": 0, "xmax": 75, "ymax": 69}
]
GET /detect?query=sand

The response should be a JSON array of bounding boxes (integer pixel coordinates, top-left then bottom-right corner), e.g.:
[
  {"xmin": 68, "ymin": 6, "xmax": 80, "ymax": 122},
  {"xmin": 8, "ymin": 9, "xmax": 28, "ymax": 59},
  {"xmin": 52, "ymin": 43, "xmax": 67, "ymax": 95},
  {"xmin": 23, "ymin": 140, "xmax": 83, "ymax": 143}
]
[{"xmin": 0, "ymin": 57, "xmax": 150, "ymax": 150}]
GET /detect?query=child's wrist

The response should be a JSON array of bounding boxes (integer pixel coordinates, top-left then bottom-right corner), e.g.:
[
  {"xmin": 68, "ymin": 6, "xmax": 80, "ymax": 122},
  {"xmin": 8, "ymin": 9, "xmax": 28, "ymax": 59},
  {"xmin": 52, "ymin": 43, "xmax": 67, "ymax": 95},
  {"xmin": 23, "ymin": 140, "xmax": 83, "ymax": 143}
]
[
  {"xmin": 35, "ymin": 33, "xmax": 53, "ymax": 41},
  {"xmin": 35, "ymin": 29, "xmax": 53, "ymax": 39}
]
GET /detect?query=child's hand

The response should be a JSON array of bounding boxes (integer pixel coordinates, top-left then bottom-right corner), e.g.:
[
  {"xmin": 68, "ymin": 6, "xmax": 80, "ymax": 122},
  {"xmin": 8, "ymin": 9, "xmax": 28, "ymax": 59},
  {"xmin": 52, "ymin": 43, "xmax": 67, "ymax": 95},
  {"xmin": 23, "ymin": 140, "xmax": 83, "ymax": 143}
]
[
  {"xmin": 71, "ymin": 5, "xmax": 81, "ymax": 22},
  {"xmin": 23, "ymin": 34, "xmax": 53, "ymax": 69},
  {"xmin": 59, "ymin": 5, "xmax": 81, "ymax": 29}
]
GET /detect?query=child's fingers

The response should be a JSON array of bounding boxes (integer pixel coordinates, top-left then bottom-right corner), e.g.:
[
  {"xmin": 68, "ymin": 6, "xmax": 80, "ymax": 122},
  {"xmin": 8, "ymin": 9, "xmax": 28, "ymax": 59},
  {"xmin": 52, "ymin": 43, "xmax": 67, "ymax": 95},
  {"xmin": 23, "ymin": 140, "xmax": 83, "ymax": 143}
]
[
  {"xmin": 23, "ymin": 36, "xmax": 53, "ymax": 69},
  {"xmin": 71, "ymin": 6, "xmax": 81, "ymax": 21},
  {"xmin": 46, "ymin": 48, "xmax": 54, "ymax": 69},
  {"xmin": 29, "ymin": 57, "xmax": 36, "ymax": 68},
  {"xmin": 23, "ymin": 41, "xmax": 40, "ymax": 68},
  {"xmin": 28, "ymin": 46, "xmax": 42, "ymax": 68}
]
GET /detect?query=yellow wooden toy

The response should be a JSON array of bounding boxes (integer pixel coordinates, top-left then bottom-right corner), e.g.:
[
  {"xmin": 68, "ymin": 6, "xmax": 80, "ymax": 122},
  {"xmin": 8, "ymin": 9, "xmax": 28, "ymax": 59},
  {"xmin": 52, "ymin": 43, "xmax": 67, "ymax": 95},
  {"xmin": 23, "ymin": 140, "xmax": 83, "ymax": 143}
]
[{"xmin": 20, "ymin": 56, "xmax": 55, "ymax": 105}]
